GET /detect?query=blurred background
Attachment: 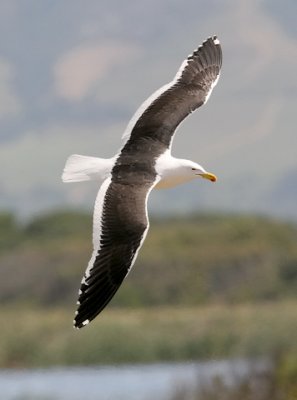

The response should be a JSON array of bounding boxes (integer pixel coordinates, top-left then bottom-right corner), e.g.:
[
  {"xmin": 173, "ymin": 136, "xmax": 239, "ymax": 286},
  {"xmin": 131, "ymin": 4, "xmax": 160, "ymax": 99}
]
[{"xmin": 0, "ymin": 0, "xmax": 297, "ymax": 399}]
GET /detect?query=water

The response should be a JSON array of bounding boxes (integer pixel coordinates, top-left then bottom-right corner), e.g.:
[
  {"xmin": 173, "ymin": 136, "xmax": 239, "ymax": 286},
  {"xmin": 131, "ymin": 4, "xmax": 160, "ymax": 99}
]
[{"xmin": 0, "ymin": 359, "xmax": 269, "ymax": 400}]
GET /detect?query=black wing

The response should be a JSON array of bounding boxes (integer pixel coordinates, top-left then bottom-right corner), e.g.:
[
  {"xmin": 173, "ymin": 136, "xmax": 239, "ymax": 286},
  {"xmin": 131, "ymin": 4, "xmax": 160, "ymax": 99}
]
[
  {"xmin": 74, "ymin": 178, "xmax": 154, "ymax": 328},
  {"xmin": 123, "ymin": 36, "xmax": 222, "ymax": 152}
]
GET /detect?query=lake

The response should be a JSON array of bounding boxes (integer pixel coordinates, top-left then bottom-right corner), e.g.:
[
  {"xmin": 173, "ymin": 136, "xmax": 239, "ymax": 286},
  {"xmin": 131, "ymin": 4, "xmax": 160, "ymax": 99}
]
[{"xmin": 0, "ymin": 359, "xmax": 269, "ymax": 400}]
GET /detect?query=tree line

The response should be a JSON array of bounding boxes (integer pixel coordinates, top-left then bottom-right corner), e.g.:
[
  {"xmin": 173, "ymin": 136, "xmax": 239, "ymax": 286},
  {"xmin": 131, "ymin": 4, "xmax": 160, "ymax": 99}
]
[{"xmin": 0, "ymin": 210, "xmax": 296, "ymax": 307}]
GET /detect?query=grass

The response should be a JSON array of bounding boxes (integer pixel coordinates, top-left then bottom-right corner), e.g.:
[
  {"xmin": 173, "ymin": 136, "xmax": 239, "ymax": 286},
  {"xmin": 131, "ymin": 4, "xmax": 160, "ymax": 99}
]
[{"xmin": 1, "ymin": 301, "xmax": 297, "ymax": 368}]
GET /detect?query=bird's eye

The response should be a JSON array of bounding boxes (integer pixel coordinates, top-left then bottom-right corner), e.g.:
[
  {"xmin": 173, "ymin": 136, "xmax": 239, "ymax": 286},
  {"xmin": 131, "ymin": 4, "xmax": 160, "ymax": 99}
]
[{"xmin": 191, "ymin": 168, "xmax": 196, "ymax": 171}]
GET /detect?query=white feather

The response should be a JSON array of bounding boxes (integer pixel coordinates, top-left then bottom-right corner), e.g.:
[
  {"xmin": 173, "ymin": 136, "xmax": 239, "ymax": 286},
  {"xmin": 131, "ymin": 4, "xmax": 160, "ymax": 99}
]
[
  {"xmin": 62, "ymin": 154, "xmax": 114, "ymax": 183},
  {"xmin": 84, "ymin": 177, "xmax": 112, "ymax": 281}
]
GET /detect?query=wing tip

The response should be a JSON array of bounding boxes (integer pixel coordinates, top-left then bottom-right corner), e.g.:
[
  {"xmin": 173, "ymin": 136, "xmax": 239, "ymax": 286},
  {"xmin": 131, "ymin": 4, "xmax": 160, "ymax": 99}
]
[
  {"xmin": 73, "ymin": 317, "xmax": 90, "ymax": 329},
  {"xmin": 213, "ymin": 36, "xmax": 220, "ymax": 45},
  {"xmin": 190, "ymin": 35, "xmax": 222, "ymax": 63},
  {"xmin": 204, "ymin": 35, "xmax": 220, "ymax": 45}
]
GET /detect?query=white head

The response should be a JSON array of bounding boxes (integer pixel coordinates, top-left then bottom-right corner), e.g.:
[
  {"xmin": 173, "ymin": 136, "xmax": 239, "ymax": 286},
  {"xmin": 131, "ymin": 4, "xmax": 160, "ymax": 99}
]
[
  {"xmin": 182, "ymin": 159, "xmax": 217, "ymax": 183},
  {"xmin": 154, "ymin": 154, "xmax": 217, "ymax": 189}
]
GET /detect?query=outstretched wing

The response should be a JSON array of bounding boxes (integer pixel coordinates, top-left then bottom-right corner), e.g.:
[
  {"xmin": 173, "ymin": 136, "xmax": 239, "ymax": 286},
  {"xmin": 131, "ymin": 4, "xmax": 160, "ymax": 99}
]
[
  {"xmin": 74, "ymin": 177, "xmax": 157, "ymax": 328},
  {"xmin": 122, "ymin": 36, "xmax": 222, "ymax": 151}
]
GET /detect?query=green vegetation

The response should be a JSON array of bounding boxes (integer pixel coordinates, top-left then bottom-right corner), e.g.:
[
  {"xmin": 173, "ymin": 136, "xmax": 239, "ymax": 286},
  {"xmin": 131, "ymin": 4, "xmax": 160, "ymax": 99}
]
[
  {"xmin": 1, "ymin": 302, "xmax": 297, "ymax": 367},
  {"xmin": 0, "ymin": 210, "xmax": 297, "ymax": 368},
  {"xmin": 0, "ymin": 211, "xmax": 297, "ymax": 307}
]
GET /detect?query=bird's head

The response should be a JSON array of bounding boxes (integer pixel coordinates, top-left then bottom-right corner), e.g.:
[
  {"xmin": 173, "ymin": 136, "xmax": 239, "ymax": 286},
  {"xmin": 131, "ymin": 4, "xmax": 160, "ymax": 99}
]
[{"xmin": 188, "ymin": 161, "xmax": 217, "ymax": 182}]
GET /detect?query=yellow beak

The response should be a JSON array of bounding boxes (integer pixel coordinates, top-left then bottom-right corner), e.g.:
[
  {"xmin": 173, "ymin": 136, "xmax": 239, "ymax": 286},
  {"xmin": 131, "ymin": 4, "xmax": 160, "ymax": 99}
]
[{"xmin": 198, "ymin": 172, "xmax": 217, "ymax": 182}]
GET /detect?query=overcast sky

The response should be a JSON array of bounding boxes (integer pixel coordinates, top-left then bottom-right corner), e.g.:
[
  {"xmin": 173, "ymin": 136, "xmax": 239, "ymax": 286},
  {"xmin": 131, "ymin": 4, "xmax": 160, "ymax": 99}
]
[{"xmin": 0, "ymin": 0, "xmax": 296, "ymax": 219}]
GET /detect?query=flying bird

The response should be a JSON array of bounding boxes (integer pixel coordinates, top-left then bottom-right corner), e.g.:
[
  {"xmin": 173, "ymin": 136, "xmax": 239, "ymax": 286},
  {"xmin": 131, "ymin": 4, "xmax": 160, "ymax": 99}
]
[{"xmin": 62, "ymin": 36, "xmax": 222, "ymax": 328}]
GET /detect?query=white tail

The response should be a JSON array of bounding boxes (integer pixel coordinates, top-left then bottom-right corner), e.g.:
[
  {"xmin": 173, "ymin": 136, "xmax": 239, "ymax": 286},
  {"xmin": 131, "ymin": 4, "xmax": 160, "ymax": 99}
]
[{"xmin": 62, "ymin": 154, "xmax": 113, "ymax": 183}]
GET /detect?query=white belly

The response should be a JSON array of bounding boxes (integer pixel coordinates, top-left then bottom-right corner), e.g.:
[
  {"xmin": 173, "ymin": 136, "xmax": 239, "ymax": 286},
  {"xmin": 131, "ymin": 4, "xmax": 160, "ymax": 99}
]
[{"xmin": 154, "ymin": 174, "xmax": 192, "ymax": 189}]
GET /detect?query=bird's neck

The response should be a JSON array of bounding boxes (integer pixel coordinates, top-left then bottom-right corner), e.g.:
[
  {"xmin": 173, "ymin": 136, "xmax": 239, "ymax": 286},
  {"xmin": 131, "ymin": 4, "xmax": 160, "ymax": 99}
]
[{"xmin": 154, "ymin": 152, "xmax": 193, "ymax": 189}]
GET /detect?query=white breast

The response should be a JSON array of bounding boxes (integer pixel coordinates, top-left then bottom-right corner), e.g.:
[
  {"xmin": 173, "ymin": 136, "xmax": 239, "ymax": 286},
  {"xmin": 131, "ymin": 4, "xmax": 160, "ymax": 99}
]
[{"xmin": 154, "ymin": 150, "xmax": 193, "ymax": 189}]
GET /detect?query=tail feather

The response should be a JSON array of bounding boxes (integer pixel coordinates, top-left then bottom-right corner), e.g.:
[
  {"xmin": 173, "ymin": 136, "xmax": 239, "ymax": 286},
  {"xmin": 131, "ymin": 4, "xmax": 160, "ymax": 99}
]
[{"xmin": 62, "ymin": 154, "xmax": 112, "ymax": 183}]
